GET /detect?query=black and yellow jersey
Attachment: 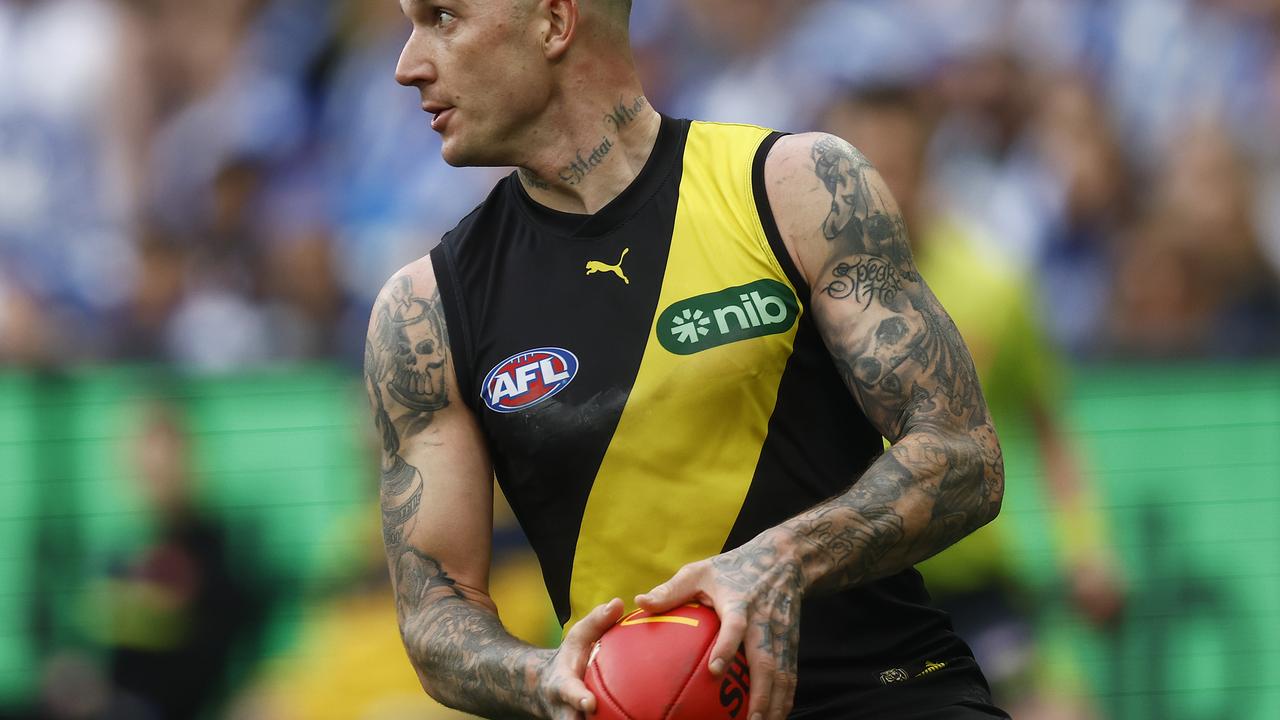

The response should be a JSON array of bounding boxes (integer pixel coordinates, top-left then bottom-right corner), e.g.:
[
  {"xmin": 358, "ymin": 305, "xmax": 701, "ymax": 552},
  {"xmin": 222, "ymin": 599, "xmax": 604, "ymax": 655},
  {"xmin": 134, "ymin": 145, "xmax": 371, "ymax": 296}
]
[{"xmin": 430, "ymin": 116, "xmax": 983, "ymax": 711}]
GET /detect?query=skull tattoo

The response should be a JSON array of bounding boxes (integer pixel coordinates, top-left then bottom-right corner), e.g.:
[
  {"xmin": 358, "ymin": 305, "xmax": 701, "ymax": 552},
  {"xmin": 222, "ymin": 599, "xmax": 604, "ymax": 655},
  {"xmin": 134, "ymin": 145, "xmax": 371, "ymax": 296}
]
[
  {"xmin": 367, "ymin": 277, "xmax": 449, "ymax": 415},
  {"xmin": 387, "ymin": 297, "xmax": 449, "ymax": 413}
]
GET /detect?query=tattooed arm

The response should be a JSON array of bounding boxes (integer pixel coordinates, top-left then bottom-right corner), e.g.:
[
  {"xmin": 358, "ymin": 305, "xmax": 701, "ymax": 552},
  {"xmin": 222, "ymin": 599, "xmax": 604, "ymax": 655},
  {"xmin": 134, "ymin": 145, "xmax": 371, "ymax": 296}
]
[
  {"xmin": 366, "ymin": 258, "xmax": 623, "ymax": 720},
  {"xmin": 636, "ymin": 134, "xmax": 1003, "ymax": 720},
  {"xmin": 768, "ymin": 133, "xmax": 1004, "ymax": 589}
]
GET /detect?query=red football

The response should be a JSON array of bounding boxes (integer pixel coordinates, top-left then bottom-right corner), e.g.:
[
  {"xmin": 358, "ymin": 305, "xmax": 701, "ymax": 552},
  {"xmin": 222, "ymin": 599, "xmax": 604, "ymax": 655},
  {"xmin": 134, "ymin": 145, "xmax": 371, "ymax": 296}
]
[{"xmin": 585, "ymin": 604, "xmax": 750, "ymax": 720}]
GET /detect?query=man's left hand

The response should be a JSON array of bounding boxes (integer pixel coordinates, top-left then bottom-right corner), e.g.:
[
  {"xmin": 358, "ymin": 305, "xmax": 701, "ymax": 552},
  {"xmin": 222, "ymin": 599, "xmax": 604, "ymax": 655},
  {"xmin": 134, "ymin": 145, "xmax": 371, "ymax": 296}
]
[{"xmin": 635, "ymin": 532, "xmax": 804, "ymax": 720}]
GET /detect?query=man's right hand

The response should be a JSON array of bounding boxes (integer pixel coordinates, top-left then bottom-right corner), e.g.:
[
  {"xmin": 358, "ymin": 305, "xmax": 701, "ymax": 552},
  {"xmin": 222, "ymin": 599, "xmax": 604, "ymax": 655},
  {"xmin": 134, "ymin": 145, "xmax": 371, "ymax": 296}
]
[{"xmin": 537, "ymin": 598, "xmax": 625, "ymax": 719}]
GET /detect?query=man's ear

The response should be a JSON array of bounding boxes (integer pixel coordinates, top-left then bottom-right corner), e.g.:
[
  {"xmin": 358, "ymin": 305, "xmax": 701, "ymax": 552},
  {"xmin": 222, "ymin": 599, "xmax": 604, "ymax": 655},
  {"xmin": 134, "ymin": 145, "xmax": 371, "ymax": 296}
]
[{"xmin": 541, "ymin": 0, "xmax": 578, "ymax": 60}]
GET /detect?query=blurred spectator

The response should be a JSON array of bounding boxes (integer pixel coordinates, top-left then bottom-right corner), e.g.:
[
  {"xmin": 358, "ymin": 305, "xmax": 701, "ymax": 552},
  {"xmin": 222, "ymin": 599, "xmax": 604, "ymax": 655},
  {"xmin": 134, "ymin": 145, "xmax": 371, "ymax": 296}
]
[
  {"xmin": 4, "ymin": 0, "xmax": 1274, "ymax": 369},
  {"xmin": 135, "ymin": 0, "xmax": 317, "ymax": 370},
  {"xmin": 87, "ymin": 400, "xmax": 266, "ymax": 719},
  {"xmin": 1261, "ymin": 39, "xmax": 1280, "ymax": 273},
  {"xmin": 928, "ymin": 44, "xmax": 1052, "ymax": 272},
  {"xmin": 1100, "ymin": 0, "xmax": 1279, "ymax": 166},
  {"xmin": 1109, "ymin": 121, "xmax": 1280, "ymax": 357},
  {"xmin": 0, "ymin": 0, "xmax": 144, "ymax": 362},
  {"xmin": 660, "ymin": 0, "xmax": 831, "ymax": 129},
  {"xmin": 1026, "ymin": 75, "xmax": 1135, "ymax": 356},
  {"xmin": 111, "ymin": 230, "xmax": 188, "ymax": 362},
  {"xmin": 822, "ymin": 83, "xmax": 1124, "ymax": 715},
  {"xmin": 0, "ymin": 273, "xmax": 55, "ymax": 365},
  {"xmin": 35, "ymin": 650, "xmax": 148, "ymax": 720}
]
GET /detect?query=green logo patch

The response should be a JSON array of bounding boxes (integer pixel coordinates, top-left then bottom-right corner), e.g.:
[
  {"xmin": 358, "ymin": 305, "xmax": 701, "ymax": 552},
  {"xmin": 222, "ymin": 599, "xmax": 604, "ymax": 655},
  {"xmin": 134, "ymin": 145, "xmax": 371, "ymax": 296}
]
[{"xmin": 658, "ymin": 279, "xmax": 799, "ymax": 355}]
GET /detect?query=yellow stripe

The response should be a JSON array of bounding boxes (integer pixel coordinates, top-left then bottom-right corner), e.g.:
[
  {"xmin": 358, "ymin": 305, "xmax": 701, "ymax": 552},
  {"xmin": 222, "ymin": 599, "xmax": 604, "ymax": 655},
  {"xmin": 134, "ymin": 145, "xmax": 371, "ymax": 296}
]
[
  {"xmin": 566, "ymin": 122, "xmax": 802, "ymax": 627},
  {"xmin": 620, "ymin": 615, "xmax": 700, "ymax": 628}
]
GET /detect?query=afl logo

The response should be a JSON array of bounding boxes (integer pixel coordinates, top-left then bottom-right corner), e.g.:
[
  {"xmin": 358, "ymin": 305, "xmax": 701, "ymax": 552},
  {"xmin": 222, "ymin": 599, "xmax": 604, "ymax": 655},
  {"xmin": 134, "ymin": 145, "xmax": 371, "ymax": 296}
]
[{"xmin": 482, "ymin": 347, "xmax": 579, "ymax": 413}]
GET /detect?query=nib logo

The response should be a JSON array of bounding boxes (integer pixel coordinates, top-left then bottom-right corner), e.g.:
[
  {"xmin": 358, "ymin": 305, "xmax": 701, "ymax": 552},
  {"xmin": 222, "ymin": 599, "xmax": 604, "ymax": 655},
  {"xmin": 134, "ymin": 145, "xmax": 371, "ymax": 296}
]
[
  {"xmin": 670, "ymin": 309, "xmax": 712, "ymax": 344},
  {"xmin": 658, "ymin": 280, "xmax": 799, "ymax": 355}
]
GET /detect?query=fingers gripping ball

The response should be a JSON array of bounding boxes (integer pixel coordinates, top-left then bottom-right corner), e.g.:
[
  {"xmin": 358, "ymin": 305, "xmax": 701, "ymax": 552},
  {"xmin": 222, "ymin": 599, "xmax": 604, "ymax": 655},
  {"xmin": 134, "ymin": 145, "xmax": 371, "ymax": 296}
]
[{"xmin": 585, "ymin": 604, "xmax": 750, "ymax": 720}]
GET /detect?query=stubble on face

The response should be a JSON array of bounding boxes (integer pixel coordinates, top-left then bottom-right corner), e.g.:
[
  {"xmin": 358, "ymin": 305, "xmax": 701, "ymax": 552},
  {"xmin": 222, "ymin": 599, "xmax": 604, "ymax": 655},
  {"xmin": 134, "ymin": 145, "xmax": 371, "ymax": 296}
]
[{"xmin": 434, "ymin": 3, "xmax": 556, "ymax": 167}]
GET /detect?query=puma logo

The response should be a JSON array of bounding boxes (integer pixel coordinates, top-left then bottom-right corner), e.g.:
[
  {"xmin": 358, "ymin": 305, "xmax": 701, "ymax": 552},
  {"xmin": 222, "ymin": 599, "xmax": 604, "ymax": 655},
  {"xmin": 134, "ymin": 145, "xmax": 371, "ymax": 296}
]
[{"xmin": 585, "ymin": 248, "xmax": 630, "ymax": 285}]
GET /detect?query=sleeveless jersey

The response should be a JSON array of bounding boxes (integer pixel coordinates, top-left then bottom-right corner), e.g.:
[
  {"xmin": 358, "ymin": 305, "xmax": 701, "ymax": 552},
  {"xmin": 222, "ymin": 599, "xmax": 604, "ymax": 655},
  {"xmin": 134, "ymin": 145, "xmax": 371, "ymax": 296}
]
[{"xmin": 430, "ymin": 116, "xmax": 978, "ymax": 708}]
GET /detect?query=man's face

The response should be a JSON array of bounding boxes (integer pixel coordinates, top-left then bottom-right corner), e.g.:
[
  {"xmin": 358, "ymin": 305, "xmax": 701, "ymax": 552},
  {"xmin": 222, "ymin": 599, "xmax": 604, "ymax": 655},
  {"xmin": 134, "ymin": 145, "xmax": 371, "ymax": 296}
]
[{"xmin": 396, "ymin": 0, "xmax": 551, "ymax": 166}]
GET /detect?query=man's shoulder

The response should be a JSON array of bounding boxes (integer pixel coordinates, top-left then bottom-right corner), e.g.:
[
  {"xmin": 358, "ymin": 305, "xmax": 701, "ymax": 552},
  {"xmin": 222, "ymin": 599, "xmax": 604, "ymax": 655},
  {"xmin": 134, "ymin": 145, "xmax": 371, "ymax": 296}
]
[
  {"xmin": 755, "ymin": 131, "xmax": 905, "ymax": 286},
  {"xmin": 376, "ymin": 254, "xmax": 440, "ymax": 308},
  {"xmin": 762, "ymin": 131, "xmax": 844, "ymax": 171},
  {"xmin": 757, "ymin": 131, "xmax": 848, "ymax": 190},
  {"xmin": 756, "ymin": 132, "xmax": 845, "ymax": 225}
]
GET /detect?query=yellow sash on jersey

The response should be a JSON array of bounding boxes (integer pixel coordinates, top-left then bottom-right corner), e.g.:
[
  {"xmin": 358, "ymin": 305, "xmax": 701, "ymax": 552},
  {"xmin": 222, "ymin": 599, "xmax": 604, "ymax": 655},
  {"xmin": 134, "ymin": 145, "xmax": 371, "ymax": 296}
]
[{"xmin": 567, "ymin": 122, "xmax": 803, "ymax": 627}]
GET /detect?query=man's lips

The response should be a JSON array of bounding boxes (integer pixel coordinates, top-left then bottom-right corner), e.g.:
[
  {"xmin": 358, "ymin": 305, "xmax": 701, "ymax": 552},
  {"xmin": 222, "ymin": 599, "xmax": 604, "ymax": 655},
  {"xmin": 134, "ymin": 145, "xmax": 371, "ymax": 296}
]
[{"xmin": 423, "ymin": 103, "xmax": 454, "ymax": 132}]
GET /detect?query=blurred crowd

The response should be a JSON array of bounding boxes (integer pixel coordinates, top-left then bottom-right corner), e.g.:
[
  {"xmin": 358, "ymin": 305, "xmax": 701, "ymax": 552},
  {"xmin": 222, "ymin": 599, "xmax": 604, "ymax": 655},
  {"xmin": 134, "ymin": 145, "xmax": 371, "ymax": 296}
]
[{"xmin": 1, "ymin": 0, "xmax": 1278, "ymax": 370}]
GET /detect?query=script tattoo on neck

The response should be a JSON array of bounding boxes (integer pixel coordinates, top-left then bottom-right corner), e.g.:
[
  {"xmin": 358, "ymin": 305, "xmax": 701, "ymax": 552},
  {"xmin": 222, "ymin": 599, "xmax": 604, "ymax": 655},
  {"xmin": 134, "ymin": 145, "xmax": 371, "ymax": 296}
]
[
  {"xmin": 558, "ymin": 136, "xmax": 615, "ymax": 186},
  {"xmin": 604, "ymin": 95, "xmax": 648, "ymax": 131},
  {"xmin": 553, "ymin": 95, "xmax": 648, "ymax": 187},
  {"xmin": 771, "ymin": 135, "xmax": 1003, "ymax": 594},
  {"xmin": 520, "ymin": 168, "xmax": 551, "ymax": 190},
  {"xmin": 364, "ymin": 276, "xmax": 449, "ymax": 552}
]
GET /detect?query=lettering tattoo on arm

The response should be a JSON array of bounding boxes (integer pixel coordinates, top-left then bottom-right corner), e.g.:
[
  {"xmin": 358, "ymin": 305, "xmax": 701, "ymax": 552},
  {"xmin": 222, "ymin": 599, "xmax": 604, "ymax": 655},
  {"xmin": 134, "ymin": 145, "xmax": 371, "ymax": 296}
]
[
  {"xmin": 821, "ymin": 256, "xmax": 904, "ymax": 309},
  {"xmin": 774, "ymin": 136, "xmax": 1003, "ymax": 594},
  {"xmin": 366, "ymin": 277, "xmax": 549, "ymax": 718},
  {"xmin": 809, "ymin": 140, "xmax": 982, "ymax": 436}
]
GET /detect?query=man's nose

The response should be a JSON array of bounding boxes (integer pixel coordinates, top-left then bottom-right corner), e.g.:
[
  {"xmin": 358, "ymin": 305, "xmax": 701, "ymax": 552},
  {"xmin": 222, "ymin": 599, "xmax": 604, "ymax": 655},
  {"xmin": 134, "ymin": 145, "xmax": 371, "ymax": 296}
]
[{"xmin": 395, "ymin": 32, "xmax": 437, "ymax": 87}]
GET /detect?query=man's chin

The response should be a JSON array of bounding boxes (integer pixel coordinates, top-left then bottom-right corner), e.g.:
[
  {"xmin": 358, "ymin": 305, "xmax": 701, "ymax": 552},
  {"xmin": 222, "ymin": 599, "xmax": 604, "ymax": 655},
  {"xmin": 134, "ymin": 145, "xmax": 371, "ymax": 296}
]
[
  {"xmin": 440, "ymin": 146, "xmax": 469, "ymax": 168},
  {"xmin": 440, "ymin": 134, "xmax": 512, "ymax": 169},
  {"xmin": 439, "ymin": 138, "xmax": 471, "ymax": 168}
]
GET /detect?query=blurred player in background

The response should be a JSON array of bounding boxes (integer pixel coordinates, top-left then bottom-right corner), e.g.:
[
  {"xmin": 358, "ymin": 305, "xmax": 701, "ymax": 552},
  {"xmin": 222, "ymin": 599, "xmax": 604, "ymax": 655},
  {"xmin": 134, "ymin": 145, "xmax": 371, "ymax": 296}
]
[
  {"xmin": 365, "ymin": 1, "xmax": 1005, "ymax": 718},
  {"xmin": 91, "ymin": 401, "xmax": 264, "ymax": 719},
  {"xmin": 821, "ymin": 84, "xmax": 1126, "ymax": 716}
]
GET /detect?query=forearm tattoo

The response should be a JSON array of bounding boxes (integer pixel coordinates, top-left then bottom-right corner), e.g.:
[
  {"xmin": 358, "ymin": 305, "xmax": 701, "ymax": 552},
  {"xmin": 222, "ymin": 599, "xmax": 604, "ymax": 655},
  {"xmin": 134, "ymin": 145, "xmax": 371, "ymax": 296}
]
[
  {"xmin": 395, "ymin": 549, "xmax": 546, "ymax": 718},
  {"xmin": 365, "ymin": 277, "xmax": 546, "ymax": 717},
  {"xmin": 785, "ymin": 137, "xmax": 1005, "ymax": 593}
]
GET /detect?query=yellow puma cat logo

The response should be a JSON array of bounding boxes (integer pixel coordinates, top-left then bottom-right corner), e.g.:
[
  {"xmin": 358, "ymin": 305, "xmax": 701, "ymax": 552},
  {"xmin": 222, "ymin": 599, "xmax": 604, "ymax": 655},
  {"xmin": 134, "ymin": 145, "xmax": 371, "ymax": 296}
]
[
  {"xmin": 585, "ymin": 248, "xmax": 630, "ymax": 285},
  {"xmin": 915, "ymin": 661, "xmax": 946, "ymax": 677}
]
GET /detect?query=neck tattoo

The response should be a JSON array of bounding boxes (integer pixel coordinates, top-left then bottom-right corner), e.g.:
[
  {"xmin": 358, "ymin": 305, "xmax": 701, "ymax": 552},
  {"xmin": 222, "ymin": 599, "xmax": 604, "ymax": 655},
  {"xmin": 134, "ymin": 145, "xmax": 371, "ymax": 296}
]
[
  {"xmin": 605, "ymin": 95, "xmax": 649, "ymax": 132},
  {"xmin": 558, "ymin": 136, "xmax": 616, "ymax": 186},
  {"xmin": 522, "ymin": 96, "xmax": 649, "ymax": 190},
  {"xmin": 519, "ymin": 168, "xmax": 551, "ymax": 190}
]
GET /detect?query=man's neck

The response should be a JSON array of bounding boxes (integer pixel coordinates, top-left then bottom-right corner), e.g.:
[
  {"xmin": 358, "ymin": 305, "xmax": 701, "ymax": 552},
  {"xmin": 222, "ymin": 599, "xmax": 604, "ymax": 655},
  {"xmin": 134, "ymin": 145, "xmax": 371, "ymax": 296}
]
[{"xmin": 515, "ymin": 90, "xmax": 662, "ymax": 215}]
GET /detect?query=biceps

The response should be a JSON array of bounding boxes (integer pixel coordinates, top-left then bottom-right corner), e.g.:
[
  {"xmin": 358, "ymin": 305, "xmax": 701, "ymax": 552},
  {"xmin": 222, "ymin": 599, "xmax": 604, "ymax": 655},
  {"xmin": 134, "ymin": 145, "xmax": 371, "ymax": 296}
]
[
  {"xmin": 384, "ymin": 408, "xmax": 495, "ymax": 591},
  {"xmin": 365, "ymin": 273, "xmax": 495, "ymax": 596},
  {"xmin": 765, "ymin": 133, "xmax": 989, "ymax": 442},
  {"xmin": 813, "ymin": 280, "xmax": 987, "ymax": 442}
]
